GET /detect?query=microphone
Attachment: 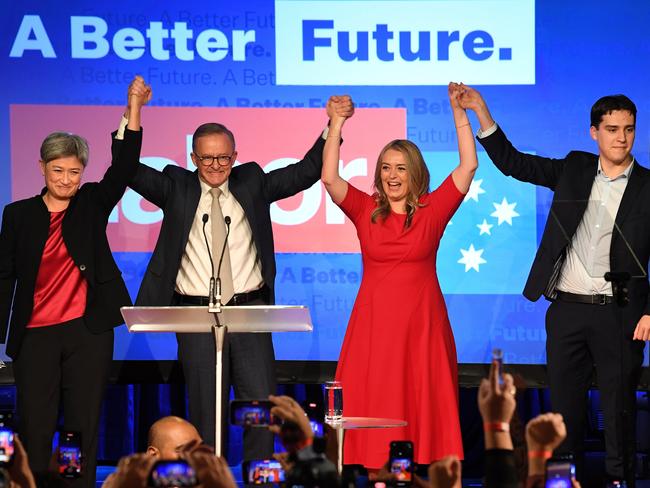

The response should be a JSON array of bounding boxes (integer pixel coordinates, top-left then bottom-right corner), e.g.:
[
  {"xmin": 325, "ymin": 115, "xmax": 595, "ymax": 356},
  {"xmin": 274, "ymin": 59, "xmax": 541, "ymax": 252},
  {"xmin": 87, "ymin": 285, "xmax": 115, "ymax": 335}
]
[
  {"xmin": 201, "ymin": 213, "xmax": 216, "ymax": 307},
  {"xmin": 215, "ymin": 216, "xmax": 232, "ymax": 306}
]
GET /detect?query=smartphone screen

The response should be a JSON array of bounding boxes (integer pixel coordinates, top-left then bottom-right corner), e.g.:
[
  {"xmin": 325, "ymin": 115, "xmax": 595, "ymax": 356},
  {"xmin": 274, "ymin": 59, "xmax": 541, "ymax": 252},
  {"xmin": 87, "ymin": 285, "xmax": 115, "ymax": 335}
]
[
  {"xmin": 230, "ymin": 400, "xmax": 275, "ymax": 427},
  {"xmin": 0, "ymin": 427, "xmax": 14, "ymax": 465},
  {"xmin": 389, "ymin": 441, "xmax": 413, "ymax": 486},
  {"xmin": 243, "ymin": 459, "xmax": 286, "ymax": 484},
  {"xmin": 309, "ymin": 419, "xmax": 324, "ymax": 437},
  {"xmin": 149, "ymin": 460, "xmax": 197, "ymax": 487},
  {"xmin": 58, "ymin": 431, "xmax": 82, "ymax": 478},
  {"xmin": 545, "ymin": 460, "xmax": 575, "ymax": 488},
  {"xmin": 303, "ymin": 401, "xmax": 324, "ymax": 437}
]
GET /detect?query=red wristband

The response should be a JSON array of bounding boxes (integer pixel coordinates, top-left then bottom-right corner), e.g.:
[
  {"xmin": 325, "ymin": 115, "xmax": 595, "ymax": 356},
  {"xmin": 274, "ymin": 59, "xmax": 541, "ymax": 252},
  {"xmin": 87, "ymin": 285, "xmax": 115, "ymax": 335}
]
[
  {"xmin": 295, "ymin": 436, "xmax": 314, "ymax": 451},
  {"xmin": 483, "ymin": 422, "xmax": 510, "ymax": 433},
  {"xmin": 527, "ymin": 450, "xmax": 553, "ymax": 459}
]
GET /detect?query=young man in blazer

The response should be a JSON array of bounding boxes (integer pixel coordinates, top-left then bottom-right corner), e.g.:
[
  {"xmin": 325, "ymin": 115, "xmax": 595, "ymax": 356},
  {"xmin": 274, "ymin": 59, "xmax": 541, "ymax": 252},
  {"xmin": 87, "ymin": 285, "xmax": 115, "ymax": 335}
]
[
  {"xmin": 461, "ymin": 87, "xmax": 649, "ymax": 486},
  {"xmin": 114, "ymin": 96, "xmax": 354, "ymax": 460}
]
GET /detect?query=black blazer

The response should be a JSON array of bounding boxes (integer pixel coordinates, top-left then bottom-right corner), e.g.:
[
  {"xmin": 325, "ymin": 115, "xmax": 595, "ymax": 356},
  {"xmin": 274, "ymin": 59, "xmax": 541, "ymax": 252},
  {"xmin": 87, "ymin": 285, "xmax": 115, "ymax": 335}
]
[
  {"xmin": 0, "ymin": 129, "xmax": 142, "ymax": 359},
  {"xmin": 114, "ymin": 134, "xmax": 325, "ymax": 306},
  {"xmin": 478, "ymin": 126, "xmax": 650, "ymax": 321}
]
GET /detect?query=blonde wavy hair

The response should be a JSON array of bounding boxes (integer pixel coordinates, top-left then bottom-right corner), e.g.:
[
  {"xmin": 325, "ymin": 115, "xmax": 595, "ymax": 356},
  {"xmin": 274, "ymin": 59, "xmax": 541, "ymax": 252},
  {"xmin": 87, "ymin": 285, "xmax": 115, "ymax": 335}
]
[{"xmin": 371, "ymin": 139, "xmax": 430, "ymax": 228}]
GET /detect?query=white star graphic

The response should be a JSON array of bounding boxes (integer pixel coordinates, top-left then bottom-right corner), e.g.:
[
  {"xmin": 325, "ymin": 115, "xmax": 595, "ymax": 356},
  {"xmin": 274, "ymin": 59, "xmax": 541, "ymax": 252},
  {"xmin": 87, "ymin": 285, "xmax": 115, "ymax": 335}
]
[
  {"xmin": 491, "ymin": 197, "xmax": 520, "ymax": 225},
  {"xmin": 464, "ymin": 179, "xmax": 486, "ymax": 202},
  {"xmin": 477, "ymin": 219, "xmax": 493, "ymax": 235},
  {"xmin": 458, "ymin": 244, "xmax": 487, "ymax": 272}
]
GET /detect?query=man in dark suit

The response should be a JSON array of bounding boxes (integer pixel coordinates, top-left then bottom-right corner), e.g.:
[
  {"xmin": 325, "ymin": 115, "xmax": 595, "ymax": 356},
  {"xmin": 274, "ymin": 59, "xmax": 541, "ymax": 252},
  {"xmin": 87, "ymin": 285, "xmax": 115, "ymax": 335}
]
[
  {"xmin": 0, "ymin": 77, "xmax": 148, "ymax": 487},
  {"xmin": 461, "ymin": 87, "xmax": 649, "ymax": 486},
  {"xmin": 114, "ymin": 96, "xmax": 354, "ymax": 460}
]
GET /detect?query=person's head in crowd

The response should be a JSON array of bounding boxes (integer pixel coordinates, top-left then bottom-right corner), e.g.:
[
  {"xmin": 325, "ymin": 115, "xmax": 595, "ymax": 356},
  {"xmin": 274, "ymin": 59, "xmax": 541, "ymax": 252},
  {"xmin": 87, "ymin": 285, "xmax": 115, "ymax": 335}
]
[
  {"xmin": 146, "ymin": 416, "xmax": 202, "ymax": 459},
  {"xmin": 372, "ymin": 139, "xmax": 430, "ymax": 228}
]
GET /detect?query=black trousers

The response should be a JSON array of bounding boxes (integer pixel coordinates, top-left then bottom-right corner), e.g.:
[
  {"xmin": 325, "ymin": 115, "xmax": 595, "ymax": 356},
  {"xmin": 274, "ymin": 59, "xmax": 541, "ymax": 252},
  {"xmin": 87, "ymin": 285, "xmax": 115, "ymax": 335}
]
[
  {"xmin": 175, "ymin": 296, "xmax": 276, "ymax": 461},
  {"xmin": 546, "ymin": 300, "xmax": 644, "ymax": 483},
  {"xmin": 13, "ymin": 318, "xmax": 113, "ymax": 488}
]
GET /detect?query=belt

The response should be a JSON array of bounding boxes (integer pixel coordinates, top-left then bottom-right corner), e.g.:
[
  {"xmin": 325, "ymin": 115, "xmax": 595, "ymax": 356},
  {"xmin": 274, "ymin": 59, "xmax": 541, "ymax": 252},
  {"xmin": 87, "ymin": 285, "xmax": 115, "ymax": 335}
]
[
  {"xmin": 174, "ymin": 286, "xmax": 268, "ymax": 306},
  {"xmin": 555, "ymin": 290, "xmax": 613, "ymax": 305}
]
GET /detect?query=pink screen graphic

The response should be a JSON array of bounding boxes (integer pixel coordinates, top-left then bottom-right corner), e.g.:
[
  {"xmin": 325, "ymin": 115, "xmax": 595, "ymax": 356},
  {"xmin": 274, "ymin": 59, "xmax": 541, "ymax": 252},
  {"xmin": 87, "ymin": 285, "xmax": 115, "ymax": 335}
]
[{"xmin": 10, "ymin": 105, "xmax": 405, "ymax": 252}]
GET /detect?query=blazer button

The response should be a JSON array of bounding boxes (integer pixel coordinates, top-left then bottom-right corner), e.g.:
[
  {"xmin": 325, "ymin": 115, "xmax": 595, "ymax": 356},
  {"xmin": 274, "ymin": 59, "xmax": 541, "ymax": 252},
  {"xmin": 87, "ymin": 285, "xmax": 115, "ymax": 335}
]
[{"xmin": 79, "ymin": 264, "xmax": 86, "ymax": 271}]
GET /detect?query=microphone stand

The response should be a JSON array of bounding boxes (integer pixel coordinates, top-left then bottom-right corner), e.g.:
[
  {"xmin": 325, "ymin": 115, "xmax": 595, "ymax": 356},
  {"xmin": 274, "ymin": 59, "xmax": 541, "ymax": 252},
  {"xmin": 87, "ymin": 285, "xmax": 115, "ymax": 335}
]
[
  {"xmin": 211, "ymin": 216, "xmax": 231, "ymax": 314},
  {"xmin": 201, "ymin": 214, "xmax": 220, "ymax": 324},
  {"xmin": 208, "ymin": 214, "xmax": 231, "ymax": 457}
]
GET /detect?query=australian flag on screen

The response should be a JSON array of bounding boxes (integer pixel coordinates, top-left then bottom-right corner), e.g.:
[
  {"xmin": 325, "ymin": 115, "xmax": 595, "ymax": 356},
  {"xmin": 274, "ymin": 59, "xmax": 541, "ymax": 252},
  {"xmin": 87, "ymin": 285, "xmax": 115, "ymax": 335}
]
[{"xmin": 423, "ymin": 151, "xmax": 538, "ymax": 295}]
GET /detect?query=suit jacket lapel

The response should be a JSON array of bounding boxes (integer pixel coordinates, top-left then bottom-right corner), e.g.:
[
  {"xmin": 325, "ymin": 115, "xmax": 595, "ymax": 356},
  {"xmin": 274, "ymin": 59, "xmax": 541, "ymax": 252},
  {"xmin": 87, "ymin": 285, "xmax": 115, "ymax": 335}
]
[
  {"xmin": 228, "ymin": 172, "xmax": 260, "ymax": 245},
  {"xmin": 553, "ymin": 159, "xmax": 595, "ymax": 242},
  {"xmin": 28, "ymin": 196, "xmax": 52, "ymax": 281},
  {"xmin": 615, "ymin": 161, "xmax": 646, "ymax": 225},
  {"xmin": 182, "ymin": 172, "xmax": 202, "ymax": 244}
]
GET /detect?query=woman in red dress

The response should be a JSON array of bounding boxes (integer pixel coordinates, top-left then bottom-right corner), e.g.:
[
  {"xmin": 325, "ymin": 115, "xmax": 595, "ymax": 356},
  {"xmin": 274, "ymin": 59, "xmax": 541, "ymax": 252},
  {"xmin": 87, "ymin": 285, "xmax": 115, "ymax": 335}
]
[{"xmin": 322, "ymin": 83, "xmax": 478, "ymax": 468}]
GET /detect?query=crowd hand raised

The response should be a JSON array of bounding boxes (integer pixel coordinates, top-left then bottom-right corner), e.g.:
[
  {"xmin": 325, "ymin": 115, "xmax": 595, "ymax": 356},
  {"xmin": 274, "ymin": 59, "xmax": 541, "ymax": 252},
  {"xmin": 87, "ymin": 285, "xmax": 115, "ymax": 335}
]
[
  {"xmin": 525, "ymin": 413, "xmax": 566, "ymax": 452},
  {"xmin": 367, "ymin": 464, "xmax": 398, "ymax": 485},
  {"xmin": 107, "ymin": 453, "xmax": 157, "ymax": 488},
  {"xmin": 428, "ymin": 455, "xmax": 462, "ymax": 488},
  {"xmin": 182, "ymin": 451, "xmax": 236, "ymax": 488},
  {"xmin": 7, "ymin": 435, "xmax": 36, "ymax": 488},
  {"xmin": 478, "ymin": 360, "xmax": 516, "ymax": 424},
  {"xmin": 272, "ymin": 452, "xmax": 295, "ymax": 473},
  {"xmin": 268, "ymin": 395, "xmax": 313, "ymax": 445}
]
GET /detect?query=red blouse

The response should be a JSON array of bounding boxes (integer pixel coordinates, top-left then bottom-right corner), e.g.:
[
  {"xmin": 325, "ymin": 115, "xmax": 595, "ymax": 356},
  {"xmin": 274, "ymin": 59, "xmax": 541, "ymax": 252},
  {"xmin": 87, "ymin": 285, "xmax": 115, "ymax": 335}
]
[{"xmin": 27, "ymin": 210, "xmax": 87, "ymax": 328}]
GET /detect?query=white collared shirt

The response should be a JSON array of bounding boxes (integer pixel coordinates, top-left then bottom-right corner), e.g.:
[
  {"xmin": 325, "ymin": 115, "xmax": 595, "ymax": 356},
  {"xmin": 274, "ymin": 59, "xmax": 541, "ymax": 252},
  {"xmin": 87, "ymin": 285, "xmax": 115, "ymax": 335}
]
[
  {"xmin": 175, "ymin": 178, "xmax": 264, "ymax": 296},
  {"xmin": 556, "ymin": 159, "xmax": 633, "ymax": 295}
]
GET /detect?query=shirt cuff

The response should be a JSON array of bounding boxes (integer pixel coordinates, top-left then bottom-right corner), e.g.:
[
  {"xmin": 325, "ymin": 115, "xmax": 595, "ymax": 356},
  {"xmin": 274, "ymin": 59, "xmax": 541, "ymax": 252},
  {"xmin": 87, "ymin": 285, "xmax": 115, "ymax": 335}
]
[
  {"xmin": 115, "ymin": 115, "xmax": 129, "ymax": 140},
  {"xmin": 321, "ymin": 126, "xmax": 329, "ymax": 139},
  {"xmin": 477, "ymin": 122, "xmax": 498, "ymax": 139}
]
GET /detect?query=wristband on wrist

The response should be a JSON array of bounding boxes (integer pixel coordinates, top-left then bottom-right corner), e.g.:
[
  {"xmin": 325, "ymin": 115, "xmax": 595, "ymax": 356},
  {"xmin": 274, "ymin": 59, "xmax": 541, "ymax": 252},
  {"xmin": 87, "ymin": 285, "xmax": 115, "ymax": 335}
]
[
  {"xmin": 455, "ymin": 122, "xmax": 470, "ymax": 129},
  {"xmin": 295, "ymin": 436, "xmax": 314, "ymax": 451},
  {"xmin": 483, "ymin": 422, "xmax": 510, "ymax": 433},
  {"xmin": 527, "ymin": 450, "xmax": 552, "ymax": 460}
]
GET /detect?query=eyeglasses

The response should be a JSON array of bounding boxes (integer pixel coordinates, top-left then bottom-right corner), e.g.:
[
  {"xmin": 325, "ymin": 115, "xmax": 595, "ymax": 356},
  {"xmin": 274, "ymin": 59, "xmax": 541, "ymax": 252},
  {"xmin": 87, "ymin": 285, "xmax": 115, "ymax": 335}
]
[{"xmin": 195, "ymin": 153, "xmax": 235, "ymax": 166}]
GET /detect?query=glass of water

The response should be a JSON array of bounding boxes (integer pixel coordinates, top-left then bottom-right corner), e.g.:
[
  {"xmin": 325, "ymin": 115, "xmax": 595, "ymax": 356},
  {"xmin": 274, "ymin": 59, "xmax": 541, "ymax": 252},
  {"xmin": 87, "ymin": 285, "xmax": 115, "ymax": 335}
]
[{"xmin": 323, "ymin": 380, "xmax": 343, "ymax": 423}]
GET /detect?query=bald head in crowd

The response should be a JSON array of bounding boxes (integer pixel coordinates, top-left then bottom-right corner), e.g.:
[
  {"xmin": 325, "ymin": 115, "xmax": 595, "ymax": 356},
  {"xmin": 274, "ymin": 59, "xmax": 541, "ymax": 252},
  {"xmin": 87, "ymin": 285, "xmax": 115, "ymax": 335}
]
[{"xmin": 146, "ymin": 416, "xmax": 202, "ymax": 459}]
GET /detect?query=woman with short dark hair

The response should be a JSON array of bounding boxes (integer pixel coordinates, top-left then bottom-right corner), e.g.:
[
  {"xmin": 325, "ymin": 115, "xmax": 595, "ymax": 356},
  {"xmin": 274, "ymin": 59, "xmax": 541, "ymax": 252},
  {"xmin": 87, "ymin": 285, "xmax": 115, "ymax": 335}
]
[{"xmin": 0, "ymin": 77, "xmax": 150, "ymax": 488}]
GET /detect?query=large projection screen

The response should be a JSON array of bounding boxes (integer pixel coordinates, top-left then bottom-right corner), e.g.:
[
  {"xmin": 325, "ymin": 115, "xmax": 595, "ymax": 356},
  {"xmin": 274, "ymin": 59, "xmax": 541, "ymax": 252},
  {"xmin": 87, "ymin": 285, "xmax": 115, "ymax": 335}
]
[{"xmin": 1, "ymin": 1, "xmax": 649, "ymax": 366}]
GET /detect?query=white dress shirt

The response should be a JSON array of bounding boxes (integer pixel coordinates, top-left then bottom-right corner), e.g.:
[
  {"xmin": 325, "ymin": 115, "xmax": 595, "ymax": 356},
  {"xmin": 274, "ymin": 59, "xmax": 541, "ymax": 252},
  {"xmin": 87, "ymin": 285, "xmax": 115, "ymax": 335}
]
[
  {"xmin": 478, "ymin": 122, "xmax": 633, "ymax": 295},
  {"xmin": 175, "ymin": 178, "xmax": 264, "ymax": 296}
]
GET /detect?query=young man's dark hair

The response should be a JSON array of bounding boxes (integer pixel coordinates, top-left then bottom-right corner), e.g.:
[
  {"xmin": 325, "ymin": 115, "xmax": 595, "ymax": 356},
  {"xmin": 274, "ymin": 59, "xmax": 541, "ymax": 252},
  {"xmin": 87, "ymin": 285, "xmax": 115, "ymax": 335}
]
[{"xmin": 590, "ymin": 94, "xmax": 637, "ymax": 127}]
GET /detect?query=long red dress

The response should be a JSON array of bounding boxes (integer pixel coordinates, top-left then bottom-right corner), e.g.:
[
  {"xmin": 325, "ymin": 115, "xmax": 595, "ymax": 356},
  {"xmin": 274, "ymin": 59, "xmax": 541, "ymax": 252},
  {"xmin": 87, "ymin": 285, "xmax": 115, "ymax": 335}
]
[{"xmin": 335, "ymin": 174, "xmax": 464, "ymax": 468}]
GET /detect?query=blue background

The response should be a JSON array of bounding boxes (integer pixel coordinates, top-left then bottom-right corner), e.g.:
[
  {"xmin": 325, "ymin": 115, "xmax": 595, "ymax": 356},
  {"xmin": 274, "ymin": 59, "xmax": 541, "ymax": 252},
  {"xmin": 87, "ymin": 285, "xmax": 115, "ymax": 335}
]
[{"xmin": 1, "ymin": 1, "xmax": 649, "ymax": 364}]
